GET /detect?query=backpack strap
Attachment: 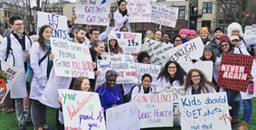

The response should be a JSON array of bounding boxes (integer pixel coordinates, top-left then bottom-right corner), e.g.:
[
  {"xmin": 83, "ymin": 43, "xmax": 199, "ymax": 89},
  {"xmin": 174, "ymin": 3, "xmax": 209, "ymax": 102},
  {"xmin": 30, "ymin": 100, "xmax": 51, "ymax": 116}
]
[
  {"xmin": 38, "ymin": 48, "xmax": 51, "ymax": 66},
  {"xmin": 138, "ymin": 84, "xmax": 142, "ymax": 93},
  {"xmin": 25, "ymin": 34, "xmax": 32, "ymax": 46},
  {"xmin": 5, "ymin": 35, "xmax": 12, "ymax": 62}
]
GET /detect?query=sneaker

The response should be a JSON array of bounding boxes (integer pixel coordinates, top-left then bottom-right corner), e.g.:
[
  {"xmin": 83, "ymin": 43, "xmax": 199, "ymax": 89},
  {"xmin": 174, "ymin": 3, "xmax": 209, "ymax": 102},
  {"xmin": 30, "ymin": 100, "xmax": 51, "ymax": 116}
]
[{"xmin": 18, "ymin": 124, "xmax": 26, "ymax": 130}]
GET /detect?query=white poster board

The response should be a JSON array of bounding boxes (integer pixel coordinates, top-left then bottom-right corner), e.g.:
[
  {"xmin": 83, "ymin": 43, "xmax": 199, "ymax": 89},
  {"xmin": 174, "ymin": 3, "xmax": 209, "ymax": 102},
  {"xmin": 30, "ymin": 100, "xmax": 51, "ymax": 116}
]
[
  {"xmin": 142, "ymin": 38, "xmax": 173, "ymax": 67},
  {"xmin": 126, "ymin": 0, "xmax": 152, "ymax": 23},
  {"xmin": 74, "ymin": 0, "xmax": 111, "ymax": 26},
  {"xmin": 132, "ymin": 93, "xmax": 173, "ymax": 128},
  {"xmin": 168, "ymin": 37, "xmax": 204, "ymax": 65},
  {"xmin": 37, "ymin": 11, "xmax": 68, "ymax": 39},
  {"xmin": 51, "ymin": 37, "xmax": 94, "ymax": 79},
  {"xmin": 151, "ymin": 2, "xmax": 179, "ymax": 28},
  {"xmin": 244, "ymin": 26, "xmax": 256, "ymax": 39},
  {"xmin": 179, "ymin": 93, "xmax": 231, "ymax": 130},
  {"xmin": 0, "ymin": 60, "xmax": 19, "ymax": 104},
  {"xmin": 106, "ymin": 101, "xmax": 140, "ymax": 130},
  {"xmin": 58, "ymin": 89, "xmax": 106, "ymax": 130}
]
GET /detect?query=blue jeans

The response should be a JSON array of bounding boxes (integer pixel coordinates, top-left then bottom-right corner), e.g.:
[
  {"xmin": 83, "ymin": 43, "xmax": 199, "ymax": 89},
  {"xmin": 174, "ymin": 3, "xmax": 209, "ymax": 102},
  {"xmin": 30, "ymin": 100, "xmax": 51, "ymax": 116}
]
[
  {"xmin": 242, "ymin": 99, "xmax": 252, "ymax": 122},
  {"xmin": 226, "ymin": 89, "xmax": 240, "ymax": 117}
]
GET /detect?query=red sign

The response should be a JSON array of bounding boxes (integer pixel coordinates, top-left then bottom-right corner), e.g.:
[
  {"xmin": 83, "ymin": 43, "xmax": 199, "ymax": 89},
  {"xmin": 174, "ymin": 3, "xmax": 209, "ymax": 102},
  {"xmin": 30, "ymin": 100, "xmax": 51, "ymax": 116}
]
[{"xmin": 217, "ymin": 53, "xmax": 254, "ymax": 92}]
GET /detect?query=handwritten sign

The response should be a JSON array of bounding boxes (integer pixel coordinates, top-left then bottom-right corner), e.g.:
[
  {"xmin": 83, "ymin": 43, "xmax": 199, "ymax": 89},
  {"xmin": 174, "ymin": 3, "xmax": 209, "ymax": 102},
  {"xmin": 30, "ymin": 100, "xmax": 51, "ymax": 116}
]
[
  {"xmin": 74, "ymin": 0, "xmax": 111, "ymax": 26},
  {"xmin": 106, "ymin": 101, "xmax": 140, "ymax": 130},
  {"xmin": 115, "ymin": 32, "xmax": 142, "ymax": 58},
  {"xmin": 217, "ymin": 53, "xmax": 253, "ymax": 92},
  {"xmin": 179, "ymin": 93, "xmax": 231, "ymax": 130},
  {"xmin": 182, "ymin": 61, "xmax": 213, "ymax": 81},
  {"xmin": 142, "ymin": 38, "xmax": 173, "ymax": 67},
  {"xmin": 244, "ymin": 26, "xmax": 256, "ymax": 39},
  {"xmin": 50, "ymin": 37, "xmax": 94, "ymax": 79},
  {"xmin": 168, "ymin": 37, "xmax": 204, "ymax": 65},
  {"xmin": 37, "ymin": 11, "xmax": 68, "ymax": 39},
  {"xmin": 135, "ymin": 63, "xmax": 161, "ymax": 91},
  {"xmin": 97, "ymin": 60, "xmax": 111, "ymax": 72},
  {"xmin": 58, "ymin": 89, "xmax": 106, "ymax": 130},
  {"xmin": 0, "ymin": 60, "xmax": 19, "ymax": 104},
  {"xmin": 126, "ymin": 0, "xmax": 152, "ymax": 23},
  {"xmin": 151, "ymin": 2, "xmax": 179, "ymax": 28},
  {"xmin": 132, "ymin": 93, "xmax": 173, "ymax": 128}
]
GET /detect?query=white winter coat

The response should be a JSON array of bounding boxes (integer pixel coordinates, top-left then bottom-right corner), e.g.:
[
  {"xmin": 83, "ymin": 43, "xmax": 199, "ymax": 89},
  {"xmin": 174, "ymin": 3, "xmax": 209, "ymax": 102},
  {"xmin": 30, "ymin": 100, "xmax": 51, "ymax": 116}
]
[
  {"xmin": 0, "ymin": 33, "xmax": 32, "ymax": 98},
  {"xmin": 113, "ymin": 10, "xmax": 131, "ymax": 32}
]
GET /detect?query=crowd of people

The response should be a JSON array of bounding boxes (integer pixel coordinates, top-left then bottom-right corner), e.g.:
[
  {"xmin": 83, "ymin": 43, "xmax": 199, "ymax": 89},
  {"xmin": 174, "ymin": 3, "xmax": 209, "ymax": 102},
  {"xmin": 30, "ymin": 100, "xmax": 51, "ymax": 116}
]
[{"xmin": 0, "ymin": 0, "xmax": 256, "ymax": 130}]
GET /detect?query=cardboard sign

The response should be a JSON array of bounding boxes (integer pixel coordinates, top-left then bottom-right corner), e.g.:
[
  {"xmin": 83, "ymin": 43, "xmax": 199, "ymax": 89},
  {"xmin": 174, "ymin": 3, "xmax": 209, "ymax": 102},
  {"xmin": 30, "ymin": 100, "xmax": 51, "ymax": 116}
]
[
  {"xmin": 182, "ymin": 61, "xmax": 213, "ymax": 81},
  {"xmin": 97, "ymin": 60, "xmax": 111, "ymax": 72},
  {"xmin": 58, "ymin": 89, "xmax": 106, "ymax": 130},
  {"xmin": 106, "ymin": 101, "xmax": 140, "ymax": 130},
  {"xmin": 132, "ymin": 93, "xmax": 173, "ymax": 128},
  {"xmin": 115, "ymin": 32, "xmax": 142, "ymax": 57},
  {"xmin": 135, "ymin": 63, "xmax": 161, "ymax": 91},
  {"xmin": 151, "ymin": 2, "xmax": 179, "ymax": 28},
  {"xmin": 179, "ymin": 93, "xmax": 231, "ymax": 130},
  {"xmin": 51, "ymin": 37, "xmax": 94, "ymax": 79},
  {"xmin": 217, "ymin": 53, "xmax": 253, "ymax": 92},
  {"xmin": 0, "ymin": 60, "xmax": 19, "ymax": 104},
  {"xmin": 142, "ymin": 38, "xmax": 173, "ymax": 67},
  {"xmin": 126, "ymin": 0, "xmax": 152, "ymax": 23},
  {"xmin": 74, "ymin": 0, "xmax": 111, "ymax": 26},
  {"xmin": 168, "ymin": 37, "xmax": 204, "ymax": 65},
  {"xmin": 244, "ymin": 26, "xmax": 256, "ymax": 39},
  {"xmin": 37, "ymin": 11, "xmax": 68, "ymax": 39}
]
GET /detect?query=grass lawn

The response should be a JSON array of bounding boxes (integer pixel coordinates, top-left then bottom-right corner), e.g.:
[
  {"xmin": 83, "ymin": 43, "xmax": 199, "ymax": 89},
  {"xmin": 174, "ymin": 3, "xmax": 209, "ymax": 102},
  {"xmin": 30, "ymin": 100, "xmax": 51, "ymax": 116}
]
[{"xmin": 0, "ymin": 98, "xmax": 256, "ymax": 130}]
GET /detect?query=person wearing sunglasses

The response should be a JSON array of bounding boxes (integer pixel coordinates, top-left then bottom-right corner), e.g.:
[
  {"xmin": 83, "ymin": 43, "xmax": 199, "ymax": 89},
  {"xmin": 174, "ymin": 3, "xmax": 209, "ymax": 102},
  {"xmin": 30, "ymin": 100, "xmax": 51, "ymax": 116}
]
[{"xmin": 96, "ymin": 70, "xmax": 123, "ymax": 111}]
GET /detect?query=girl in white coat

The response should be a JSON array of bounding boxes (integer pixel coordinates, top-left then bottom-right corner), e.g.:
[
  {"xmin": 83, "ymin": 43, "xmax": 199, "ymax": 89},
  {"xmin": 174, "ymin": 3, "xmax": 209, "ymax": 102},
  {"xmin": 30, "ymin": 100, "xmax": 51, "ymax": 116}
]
[
  {"xmin": 156, "ymin": 61, "xmax": 186, "ymax": 91},
  {"xmin": 113, "ymin": 0, "xmax": 131, "ymax": 32},
  {"xmin": 29, "ymin": 25, "xmax": 53, "ymax": 130},
  {"xmin": 132, "ymin": 74, "xmax": 153, "ymax": 95},
  {"xmin": 184, "ymin": 69, "xmax": 216, "ymax": 95}
]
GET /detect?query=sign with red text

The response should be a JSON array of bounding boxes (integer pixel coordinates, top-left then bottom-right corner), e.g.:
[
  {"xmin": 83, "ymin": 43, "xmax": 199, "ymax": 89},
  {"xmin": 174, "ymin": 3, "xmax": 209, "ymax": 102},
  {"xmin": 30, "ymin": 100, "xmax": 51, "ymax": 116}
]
[
  {"xmin": 126, "ymin": 0, "xmax": 152, "ymax": 23},
  {"xmin": 37, "ymin": 11, "xmax": 68, "ymax": 39},
  {"xmin": 142, "ymin": 38, "xmax": 173, "ymax": 67},
  {"xmin": 151, "ymin": 2, "xmax": 179, "ymax": 28},
  {"xmin": 168, "ymin": 37, "xmax": 204, "ymax": 65},
  {"xmin": 74, "ymin": 0, "xmax": 111, "ymax": 26},
  {"xmin": 179, "ymin": 93, "xmax": 231, "ymax": 130},
  {"xmin": 58, "ymin": 89, "xmax": 106, "ymax": 130},
  {"xmin": 0, "ymin": 60, "xmax": 19, "ymax": 104},
  {"xmin": 106, "ymin": 101, "xmax": 140, "ymax": 130},
  {"xmin": 217, "ymin": 53, "xmax": 253, "ymax": 92},
  {"xmin": 132, "ymin": 93, "xmax": 173, "ymax": 128},
  {"xmin": 50, "ymin": 37, "xmax": 94, "ymax": 79}
]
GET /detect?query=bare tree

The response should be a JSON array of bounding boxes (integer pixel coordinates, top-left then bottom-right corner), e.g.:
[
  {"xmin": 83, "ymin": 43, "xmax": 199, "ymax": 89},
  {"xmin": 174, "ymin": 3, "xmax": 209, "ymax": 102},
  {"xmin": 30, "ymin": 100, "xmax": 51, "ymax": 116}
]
[{"xmin": 216, "ymin": 0, "xmax": 256, "ymax": 28}]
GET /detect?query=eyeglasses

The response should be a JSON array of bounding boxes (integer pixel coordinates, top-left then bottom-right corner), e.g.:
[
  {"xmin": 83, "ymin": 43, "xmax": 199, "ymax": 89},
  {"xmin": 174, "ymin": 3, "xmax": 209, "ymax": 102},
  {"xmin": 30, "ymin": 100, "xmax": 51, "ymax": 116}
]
[
  {"xmin": 221, "ymin": 44, "xmax": 229, "ymax": 47},
  {"xmin": 191, "ymin": 75, "xmax": 200, "ymax": 78}
]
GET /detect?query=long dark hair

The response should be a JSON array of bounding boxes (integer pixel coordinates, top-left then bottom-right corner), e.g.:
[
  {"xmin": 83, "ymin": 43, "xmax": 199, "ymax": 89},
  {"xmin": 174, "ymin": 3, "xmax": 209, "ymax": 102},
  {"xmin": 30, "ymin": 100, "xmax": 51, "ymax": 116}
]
[
  {"xmin": 185, "ymin": 69, "xmax": 215, "ymax": 93},
  {"xmin": 107, "ymin": 40, "xmax": 123, "ymax": 54},
  {"xmin": 72, "ymin": 77, "xmax": 91, "ymax": 91},
  {"xmin": 200, "ymin": 52, "xmax": 216, "ymax": 64},
  {"xmin": 219, "ymin": 41, "xmax": 234, "ymax": 54},
  {"xmin": 157, "ymin": 61, "xmax": 186, "ymax": 85},
  {"xmin": 38, "ymin": 25, "xmax": 52, "ymax": 52}
]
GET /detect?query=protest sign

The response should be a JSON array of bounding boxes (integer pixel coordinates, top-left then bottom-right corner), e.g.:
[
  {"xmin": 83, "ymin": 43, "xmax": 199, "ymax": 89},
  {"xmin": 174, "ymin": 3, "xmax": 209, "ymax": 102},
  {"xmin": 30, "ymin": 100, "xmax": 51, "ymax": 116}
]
[
  {"xmin": 182, "ymin": 61, "xmax": 213, "ymax": 81},
  {"xmin": 0, "ymin": 60, "xmax": 19, "ymax": 104},
  {"xmin": 217, "ymin": 53, "xmax": 253, "ymax": 92},
  {"xmin": 244, "ymin": 26, "xmax": 256, "ymax": 39},
  {"xmin": 106, "ymin": 101, "xmax": 140, "ymax": 130},
  {"xmin": 97, "ymin": 60, "xmax": 111, "ymax": 72},
  {"xmin": 132, "ymin": 93, "xmax": 173, "ymax": 128},
  {"xmin": 74, "ymin": 0, "xmax": 111, "ymax": 26},
  {"xmin": 115, "ymin": 32, "xmax": 142, "ymax": 58},
  {"xmin": 95, "ymin": 71, "xmax": 106, "ymax": 91},
  {"xmin": 58, "ymin": 89, "xmax": 105, "ymax": 130},
  {"xmin": 151, "ymin": 2, "xmax": 179, "ymax": 28},
  {"xmin": 37, "ymin": 11, "xmax": 68, "ymax": 39},
  {"xmin": 135, "ymin": 63, "xmax": 161, "ymax": 91},
  {"xmin": 50, "ymin": 37, "xmax": 94, "ymax": 79},
  {"xmin": 142, "ymin": 38, "xmax": 173, "ymax": 67},
  {"xmin": 179, "ymin": 92, "xmax": 231, "ymax": 130},
  {"xmin": 168, "ymin": 37, "xmax": 204, "ymax": 65},
  {"xmin": 126, "ymin": 0, "xmax": 152, "ymax": 23}
]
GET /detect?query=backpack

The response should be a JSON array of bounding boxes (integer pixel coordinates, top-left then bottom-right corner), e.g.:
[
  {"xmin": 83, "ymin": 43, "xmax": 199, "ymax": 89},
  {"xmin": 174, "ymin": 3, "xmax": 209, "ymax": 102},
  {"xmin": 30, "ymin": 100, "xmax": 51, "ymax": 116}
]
[{"xmin": 123, "ymin": 85, "xmax": 142, "ymax": 103}]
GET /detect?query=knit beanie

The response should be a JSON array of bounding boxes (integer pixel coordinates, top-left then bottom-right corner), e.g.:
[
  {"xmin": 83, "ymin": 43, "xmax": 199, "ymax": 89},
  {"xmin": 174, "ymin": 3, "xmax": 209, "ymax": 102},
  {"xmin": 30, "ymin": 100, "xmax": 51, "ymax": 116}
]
[{"xmin": 200, "ymin": 27, "xmax": 209, "ymax": 35}]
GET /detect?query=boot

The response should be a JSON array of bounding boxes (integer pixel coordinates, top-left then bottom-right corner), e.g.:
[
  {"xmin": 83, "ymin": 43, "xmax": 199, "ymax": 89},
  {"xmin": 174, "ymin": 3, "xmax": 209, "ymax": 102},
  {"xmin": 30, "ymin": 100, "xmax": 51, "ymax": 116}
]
[
  {"xmin": 231, "ymin": 115, "xmax": 239, "ymax": 124},
  {"xmin": 43, "ymin": 124, "xmax": 53, "ymax": 130},
  {"xmin": 237, "ymin": 120, "xmax": 248, "ymax": 130}
]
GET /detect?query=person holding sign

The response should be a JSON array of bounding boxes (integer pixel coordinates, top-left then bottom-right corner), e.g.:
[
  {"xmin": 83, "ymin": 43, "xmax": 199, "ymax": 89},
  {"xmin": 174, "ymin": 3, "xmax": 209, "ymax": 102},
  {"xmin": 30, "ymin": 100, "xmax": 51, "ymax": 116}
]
[
  {"xmin": 172, "ymin": 35, "xmax": 183, "ymax": 47},
  {"xmin": 153, "ymin": 30, "xmax": 163, "ymax": 42},
  {"xmin": 96, "ymin": 70, "xmax": 123, "ymax": 111},
  {"xmin": 179, "ymin": 29, "xmax": 188, "ymax": 43},
  {"xmin": 131, "ymin": 74, "xmax": 153, "ymax": 95},
  {"xmin": 156, "ymin": 61, "xmax": 186, "ymax": 91},
  {"xmin": 29, "ymin": 25, "xmax": 53, "ymax": 130},
  {"xmin": 199, "ymin": 27, "xmax": 211, "ymax": 45},
  {"xmin": 105, "ymin": 32, "xmax": 123, "ymax": 54},
  {"xmin": 184, "ymin": 69, "xmax": 216, "ymax": 95},
  {"xmin": 113, "ymin": 0, "xmax": 131, "ymax": 32}
]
